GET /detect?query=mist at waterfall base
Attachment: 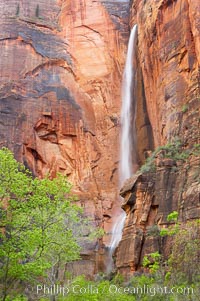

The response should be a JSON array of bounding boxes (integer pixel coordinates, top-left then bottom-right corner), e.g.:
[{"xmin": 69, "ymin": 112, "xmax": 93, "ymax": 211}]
[{"xmin": 107, "ymin": 25, "xmax": 138, "ymax": 273}]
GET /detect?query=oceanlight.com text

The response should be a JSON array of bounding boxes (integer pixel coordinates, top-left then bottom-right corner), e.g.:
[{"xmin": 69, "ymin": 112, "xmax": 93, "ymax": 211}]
[{"xmin": 35, "ymin": 283, "xmax": 194, "ymax": 297}]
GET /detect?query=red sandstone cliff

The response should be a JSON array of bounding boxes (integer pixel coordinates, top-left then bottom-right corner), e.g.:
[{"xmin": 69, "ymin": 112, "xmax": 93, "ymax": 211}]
[
  {"xmin": 0, "ymin": 0, "xmax": 130, "ymax": 275},
  {"xmin": 116, "ymin": 0, "xmax": 200, "ymax": 277}
]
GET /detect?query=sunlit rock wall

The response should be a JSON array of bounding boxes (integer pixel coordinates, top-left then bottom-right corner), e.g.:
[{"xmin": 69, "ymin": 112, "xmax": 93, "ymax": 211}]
[{"xmin": 0, "ymin": 0, "xmax": 130, "ymax": 275}]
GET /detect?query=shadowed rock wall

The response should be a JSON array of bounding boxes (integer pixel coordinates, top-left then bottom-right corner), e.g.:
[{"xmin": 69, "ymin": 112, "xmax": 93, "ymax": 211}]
[{"xmin": 116, "ymin": 0, "xmax": 200, "ymax": 277}]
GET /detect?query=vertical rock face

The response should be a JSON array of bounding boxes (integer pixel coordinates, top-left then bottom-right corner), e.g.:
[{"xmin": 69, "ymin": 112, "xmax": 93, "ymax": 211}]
[
  {"xmin": 116, "ymin": 0, "xmax": 200, "ymax": 277},
  {"xmin": 117, "ymin": 156, "xmax": 200, "ymax": 277},
  {"xmin": 135, "ymin": 0, "xmax": 200, "ymax": 147},
  {"xmin": 0, "ymin": 0, "xmax": 130, "ymax": 274}
]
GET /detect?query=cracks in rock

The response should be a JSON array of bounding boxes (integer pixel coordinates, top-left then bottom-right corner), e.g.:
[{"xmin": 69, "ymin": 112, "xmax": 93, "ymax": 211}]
[
  {"xmin": 23, "ymin": 59, "xmax": 75, "ymax": 79},
  {"xmin": 75, "ymin": 24, "xmax": 102, "ymax": 37},
  {"xmin": 107, "ymin": 124, "xmax": 117, "ymax": 132},
  {"xmin": 26, "ymin": 146, "xmax": 46, "ymax": 165},
  {"xmin": 166, "ymin": 47, "xmax": 187, "ymax": 65},
  {"xmin": 178, "ymin": 163, "xmax": 190, "ymax": 219},
  {"xmin": 98, "ymin": 85, "xmax": 109, "ymax": 112},
  {"xmin": 79, "ymin": 34, "xmax": 99, "ymax": 48},
  {"xmin": 83, "ymin": 128, "xmax": 96, "ymax": 137},
  {"xmin": 136, "ymin": 232, "xmax": 145, "ymax": 270},
  {"xmin": 110, "ymin": 167, "xmax": 117, "ymax": 182},
  {"xmin": 0, "ymin": 36, "xmax": 45, "ymax": 59},
  {"xmin": 140, "ymin": 180, "xmax": 155, "ymax": 224},
  {"xmin": 111, "ymin": 14, "xmax": 121, "ymax": 21},
  {"xmin": 18, "ymin": 17, "xmax": 60, "ymax": 32},
  {"xmin": 185, "ymin": 0, "xmax": 198, "ymax": 64},
  {"xmin": 0, "ymin": 37, "xmax": 17, "ymax": 42},
  {"xmin": 159, "ymin": 0, "xmax": 178, "ymax": 10},
  {"xmin": 178, "ymin": 49, "xmax": 187, "ymax": 64}
]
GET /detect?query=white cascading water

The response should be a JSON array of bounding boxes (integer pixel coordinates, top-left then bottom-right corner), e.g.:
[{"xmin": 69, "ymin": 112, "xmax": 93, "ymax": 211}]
[
  {"xmin": 120, "ymin": 24, "xmax": 138, "ymax": 184},
  {"xmin": 109, "ymin": 25, "xmax": 138, "ymax": 261}
]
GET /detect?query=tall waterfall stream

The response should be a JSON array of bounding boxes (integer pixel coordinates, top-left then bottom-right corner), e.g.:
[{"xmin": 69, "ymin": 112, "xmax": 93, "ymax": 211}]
[{"xmin": 108, "ymin": 25, "xmax": 138, "ymax": 267}]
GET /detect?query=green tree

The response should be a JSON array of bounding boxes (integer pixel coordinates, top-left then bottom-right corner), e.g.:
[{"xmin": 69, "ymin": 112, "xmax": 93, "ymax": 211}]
[
  {"xmin": 0, "ymin": 148, "xmax": 85, "ymax": 300},
  {"xmin": 142, "ymin": 252, "xmax": 161, "ymax": 274},
  {"xmin": 167, "ymin": 220, "xmax": 200, "ymax": 285},
  {"xmin": 159, "ymin": 211, "xmax": 200, "ymax": 285}
]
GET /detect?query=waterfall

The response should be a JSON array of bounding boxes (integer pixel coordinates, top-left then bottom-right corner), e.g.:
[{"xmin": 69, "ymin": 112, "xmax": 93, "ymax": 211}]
[
  {"xmin": 108, "ymin": 25, "xmax": 138, "ymax": 264},
  {"xmin": 109, "ymin": 211, "xmax": 126, "ymax": 254},
  {"xmin": 120, "ymin": 24, "xmax": 138, "ymax": 185}
]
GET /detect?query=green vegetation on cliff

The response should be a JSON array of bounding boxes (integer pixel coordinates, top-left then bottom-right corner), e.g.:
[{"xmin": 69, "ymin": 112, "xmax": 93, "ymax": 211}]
[{"xmin": 140, "ymin": 138, "xmax": 200, "ymax": 174}]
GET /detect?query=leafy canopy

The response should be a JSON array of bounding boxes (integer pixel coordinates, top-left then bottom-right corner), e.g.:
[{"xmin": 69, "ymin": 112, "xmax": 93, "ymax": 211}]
[{"xmin": 0, "ymin": 148, "xmax": 83, "ymax": 300}]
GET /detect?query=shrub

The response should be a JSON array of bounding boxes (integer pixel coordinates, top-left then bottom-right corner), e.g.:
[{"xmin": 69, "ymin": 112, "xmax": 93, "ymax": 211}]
[
  {"xmin": 182, "ymin": 104, "xmax": 188, "ymax": 113},
  {"xmin": 139, "ymin": 138, "xmax": 200, "ymax": 174}
]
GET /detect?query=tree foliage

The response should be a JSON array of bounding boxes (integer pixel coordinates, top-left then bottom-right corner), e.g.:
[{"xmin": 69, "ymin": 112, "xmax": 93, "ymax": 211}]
[
  {"xmin": 0, "ymin": 148, "xmax": 85, "ymax": 300},
  {"xmin": 167, "ymin": 219, "xmax": 200, "ymax": 285}
]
